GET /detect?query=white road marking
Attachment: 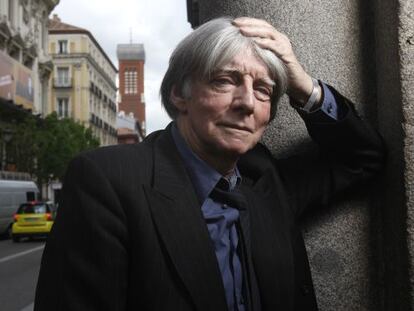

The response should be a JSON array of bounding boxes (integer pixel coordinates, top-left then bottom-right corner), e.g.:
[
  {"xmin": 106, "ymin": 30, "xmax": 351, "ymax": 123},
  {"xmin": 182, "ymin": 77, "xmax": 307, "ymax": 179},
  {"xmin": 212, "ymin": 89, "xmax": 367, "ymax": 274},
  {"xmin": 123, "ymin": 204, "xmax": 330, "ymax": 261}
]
[
  {"xmin": 0, "ymin": 245, "xmax": 45, "ymax": 264},
  {"xmin": 20, "ymin": 302, "xmax": 34, "ymax": 311}
]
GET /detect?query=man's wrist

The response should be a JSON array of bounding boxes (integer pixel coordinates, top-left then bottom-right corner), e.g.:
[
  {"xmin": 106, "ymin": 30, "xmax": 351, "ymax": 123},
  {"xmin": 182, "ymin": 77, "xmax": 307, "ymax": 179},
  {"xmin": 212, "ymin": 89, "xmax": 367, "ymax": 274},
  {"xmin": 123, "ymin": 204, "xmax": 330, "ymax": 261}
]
[
  {"xmin": 290, "ymin": 77, "xmax": 323, "ymax": 112},
  {"xmin": 288, "ymin": 74, "xmax": 322, "ymax": 106},
  {"xmin": 302, "ymin": 78, "xmax": 322, "ymax": 112}
]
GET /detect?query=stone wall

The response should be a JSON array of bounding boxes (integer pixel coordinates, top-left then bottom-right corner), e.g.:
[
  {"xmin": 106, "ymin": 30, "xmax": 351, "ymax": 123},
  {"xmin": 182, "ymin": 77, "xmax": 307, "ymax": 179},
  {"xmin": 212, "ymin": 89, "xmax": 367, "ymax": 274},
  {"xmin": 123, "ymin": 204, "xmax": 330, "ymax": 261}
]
[{"xmin": 188, "ymin": 0, "xmax": 414, "ymax": 309}]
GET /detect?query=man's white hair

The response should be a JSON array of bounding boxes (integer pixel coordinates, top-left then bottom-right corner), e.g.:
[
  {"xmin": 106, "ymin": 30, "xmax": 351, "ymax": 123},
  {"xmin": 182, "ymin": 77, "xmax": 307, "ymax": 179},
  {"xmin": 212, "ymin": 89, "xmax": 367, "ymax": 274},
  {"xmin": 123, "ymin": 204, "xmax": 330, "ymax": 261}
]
[{"xmin": 160, "ymin": 17, "xmax": 288, "ymax": 120}]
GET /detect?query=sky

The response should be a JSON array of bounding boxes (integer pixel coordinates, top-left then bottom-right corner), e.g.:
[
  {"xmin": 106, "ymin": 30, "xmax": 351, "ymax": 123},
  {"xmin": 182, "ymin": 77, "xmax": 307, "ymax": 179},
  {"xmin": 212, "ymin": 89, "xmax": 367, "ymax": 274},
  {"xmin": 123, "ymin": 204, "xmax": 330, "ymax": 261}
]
[{"xmin": 51, "ymin": 0, "xmax": 193, "ymax": 134}]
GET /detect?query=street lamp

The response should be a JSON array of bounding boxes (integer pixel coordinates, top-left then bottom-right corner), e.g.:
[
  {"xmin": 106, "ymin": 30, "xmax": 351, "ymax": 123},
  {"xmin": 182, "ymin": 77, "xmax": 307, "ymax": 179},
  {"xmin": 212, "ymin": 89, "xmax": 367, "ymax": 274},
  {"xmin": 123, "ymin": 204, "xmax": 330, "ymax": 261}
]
[{"xmin": 1, "ymin": 128, "xmax": 13, "ymax": 171}]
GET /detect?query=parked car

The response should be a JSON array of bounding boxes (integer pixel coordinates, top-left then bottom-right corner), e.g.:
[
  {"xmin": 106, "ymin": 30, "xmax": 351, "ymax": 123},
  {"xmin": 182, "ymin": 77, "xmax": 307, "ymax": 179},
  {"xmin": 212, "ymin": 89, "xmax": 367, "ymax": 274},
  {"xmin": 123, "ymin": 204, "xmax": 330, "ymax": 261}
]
[
  {"xmin": 11, "ymin": 201, "xmax": 54, "ymax": 242},
  {"xmin": 0, "ymin": 180, "xmax": 39, "ymax": 238}
]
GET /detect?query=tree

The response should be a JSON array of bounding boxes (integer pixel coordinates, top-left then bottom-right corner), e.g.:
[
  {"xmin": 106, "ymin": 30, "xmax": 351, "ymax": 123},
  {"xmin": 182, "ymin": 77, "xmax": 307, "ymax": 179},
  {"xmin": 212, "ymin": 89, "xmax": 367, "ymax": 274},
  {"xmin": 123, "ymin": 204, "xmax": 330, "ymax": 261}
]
[
  {"xmin": 36, "ymin": 113, "xmax": 100, "ymax": 186},
  {"xmin": 9, "ymin": 113, "xmax": 100, "ymax": 194},
  {"xmin": 7, "ymin": 115, "xmax": 38, "ymax": 175}
]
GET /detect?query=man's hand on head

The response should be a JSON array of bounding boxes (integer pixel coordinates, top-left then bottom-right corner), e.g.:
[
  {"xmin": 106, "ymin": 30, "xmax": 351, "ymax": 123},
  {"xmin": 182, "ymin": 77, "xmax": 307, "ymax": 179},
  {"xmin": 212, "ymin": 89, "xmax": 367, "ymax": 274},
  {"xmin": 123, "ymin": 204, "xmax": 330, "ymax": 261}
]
[{"xmin": 232, "ymin": 17, "xmax": 322, "ymax": 107}]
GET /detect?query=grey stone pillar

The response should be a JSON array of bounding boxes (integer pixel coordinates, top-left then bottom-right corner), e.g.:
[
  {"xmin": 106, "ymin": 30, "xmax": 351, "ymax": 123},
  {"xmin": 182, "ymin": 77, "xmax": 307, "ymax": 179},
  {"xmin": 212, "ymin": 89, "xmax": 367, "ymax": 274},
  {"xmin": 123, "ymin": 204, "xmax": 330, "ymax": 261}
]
[
  {"xmin": 187, "ymin": 0, "xmax": 414, "ymax": 309},
  {"xmin": 374, "ymin": 0, "xmax": 414, "ymax": 309}
]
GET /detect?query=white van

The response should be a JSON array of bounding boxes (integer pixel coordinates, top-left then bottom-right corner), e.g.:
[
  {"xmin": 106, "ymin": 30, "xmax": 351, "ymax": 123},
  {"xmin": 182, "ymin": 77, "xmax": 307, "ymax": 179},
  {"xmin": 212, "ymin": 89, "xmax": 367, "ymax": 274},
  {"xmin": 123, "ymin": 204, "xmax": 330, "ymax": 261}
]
[{"xmin": 0, "ymin": 180, "xmax": 40, "ymax": 237}]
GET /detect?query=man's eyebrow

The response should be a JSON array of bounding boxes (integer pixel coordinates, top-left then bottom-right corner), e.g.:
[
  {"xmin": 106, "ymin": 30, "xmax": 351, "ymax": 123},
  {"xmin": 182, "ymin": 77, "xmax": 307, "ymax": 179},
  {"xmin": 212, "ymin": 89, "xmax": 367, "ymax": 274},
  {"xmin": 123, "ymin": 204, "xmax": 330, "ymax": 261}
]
[
  {"xmin": 214, "ymin": 69, "xmax": 275, "ymax": 87},
  {"xmin": 211, "ymin": 69, "xmax": 239, "ymax": 76},
  {"xmin": 256, "ymin": 77, "xmax": 276, "ymax": 87}
]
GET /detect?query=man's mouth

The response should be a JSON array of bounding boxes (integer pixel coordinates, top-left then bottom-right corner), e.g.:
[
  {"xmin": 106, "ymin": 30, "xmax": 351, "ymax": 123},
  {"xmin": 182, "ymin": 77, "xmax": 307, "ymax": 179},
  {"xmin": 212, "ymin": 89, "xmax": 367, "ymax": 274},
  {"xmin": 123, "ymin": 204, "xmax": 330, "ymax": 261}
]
[{"xmin": 219, "ymin": 123, "xmax": 253, "ymax": 133}]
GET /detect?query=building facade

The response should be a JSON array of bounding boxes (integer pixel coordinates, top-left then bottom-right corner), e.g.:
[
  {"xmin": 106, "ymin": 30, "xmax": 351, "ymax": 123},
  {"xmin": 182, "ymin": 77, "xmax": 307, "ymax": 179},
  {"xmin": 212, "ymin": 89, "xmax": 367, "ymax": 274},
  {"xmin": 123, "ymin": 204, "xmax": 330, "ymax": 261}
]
[
  {"xmin": 48, "ymin": 14, "xmax": 117, "ymax": 146},
  {"xmin": 117, "ymin": 43, "xmax": 145, "ymax": 136},
  {"xmin": 0, "ymin": 0, "xmax": 59, "ymax": 175},
  {"xmin": 116, "ymin": 111, "xmax": 144, "ymax": 144},
  {"xmin": 0, "ymin": 0, "xmax": 59, "ymax": 116}
]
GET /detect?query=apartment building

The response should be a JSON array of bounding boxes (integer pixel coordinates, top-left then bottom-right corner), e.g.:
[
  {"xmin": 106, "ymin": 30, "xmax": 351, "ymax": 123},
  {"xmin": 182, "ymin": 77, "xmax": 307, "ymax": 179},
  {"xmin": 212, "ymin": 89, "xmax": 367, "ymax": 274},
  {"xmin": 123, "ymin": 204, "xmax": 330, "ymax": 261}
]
[
  {"xmin": 48, "ymin": 14, "xmax": 117, "ymax": 146},
  {"xmin": 0, "ymin": 0, "xmax": 59, "ymax": 175},
  {"xmin": 0, "ymin": 0, "xmax": 59, "ymax": 116}
]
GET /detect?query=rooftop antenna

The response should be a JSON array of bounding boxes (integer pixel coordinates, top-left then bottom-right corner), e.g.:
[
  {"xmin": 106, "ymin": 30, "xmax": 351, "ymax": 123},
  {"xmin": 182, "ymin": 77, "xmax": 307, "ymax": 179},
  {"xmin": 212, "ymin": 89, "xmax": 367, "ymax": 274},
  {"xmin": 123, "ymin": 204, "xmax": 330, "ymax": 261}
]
[{"xmin": 129, "ymin": 28, "xmax": 133, "ymax": 44}]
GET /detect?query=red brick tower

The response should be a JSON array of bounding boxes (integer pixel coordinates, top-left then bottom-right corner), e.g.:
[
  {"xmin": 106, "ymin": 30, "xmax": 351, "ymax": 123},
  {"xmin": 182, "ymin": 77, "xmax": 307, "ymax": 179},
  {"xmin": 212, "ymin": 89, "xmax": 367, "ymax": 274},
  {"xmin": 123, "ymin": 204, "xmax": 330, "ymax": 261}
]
[{"xmin": 117, "ymin": 44, "xmax": 146, "ymax": 135}]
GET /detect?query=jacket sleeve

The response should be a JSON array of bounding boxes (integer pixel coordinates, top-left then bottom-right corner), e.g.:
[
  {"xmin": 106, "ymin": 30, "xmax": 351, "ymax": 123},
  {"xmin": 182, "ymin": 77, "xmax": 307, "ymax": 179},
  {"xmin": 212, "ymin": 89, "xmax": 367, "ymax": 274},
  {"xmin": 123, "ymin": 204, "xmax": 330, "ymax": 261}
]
[
  {"xmin": 277, "ymin": 85, "xmax": 386, "ymax": 218},
  {"xmin": 34, "ymin": 153, "xmax": 129, "ymax": 311}
]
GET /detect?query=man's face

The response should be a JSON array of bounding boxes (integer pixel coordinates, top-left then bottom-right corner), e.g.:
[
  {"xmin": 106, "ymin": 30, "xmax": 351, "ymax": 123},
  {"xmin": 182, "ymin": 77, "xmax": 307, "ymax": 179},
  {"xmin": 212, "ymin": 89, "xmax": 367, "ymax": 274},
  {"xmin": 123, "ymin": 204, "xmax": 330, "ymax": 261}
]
[{"xmin": 173, "ymin": 49, "xmax": 273, "ymax": 164}]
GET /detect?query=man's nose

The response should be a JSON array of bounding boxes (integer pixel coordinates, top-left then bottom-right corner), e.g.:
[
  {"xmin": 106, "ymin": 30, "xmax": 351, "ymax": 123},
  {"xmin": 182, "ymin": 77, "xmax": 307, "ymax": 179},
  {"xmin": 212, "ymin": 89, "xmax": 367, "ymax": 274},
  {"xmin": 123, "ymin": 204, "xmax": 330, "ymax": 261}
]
[{"xmin": 233, "ymin": 81, "xmax": 255, "ymax": 113}]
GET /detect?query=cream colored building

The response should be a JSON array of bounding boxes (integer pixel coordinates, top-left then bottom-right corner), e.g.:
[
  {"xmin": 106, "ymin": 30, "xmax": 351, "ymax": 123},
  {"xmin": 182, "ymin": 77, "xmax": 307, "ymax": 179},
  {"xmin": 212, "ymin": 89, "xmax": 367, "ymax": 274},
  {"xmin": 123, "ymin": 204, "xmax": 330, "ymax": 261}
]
[
  {"xmin": 0, "ymin": 0, "xmax": 59, "ymax": 116},
  {"xmin": 47, "ymin": 14, "xmax": 117, "ymax": 146}
]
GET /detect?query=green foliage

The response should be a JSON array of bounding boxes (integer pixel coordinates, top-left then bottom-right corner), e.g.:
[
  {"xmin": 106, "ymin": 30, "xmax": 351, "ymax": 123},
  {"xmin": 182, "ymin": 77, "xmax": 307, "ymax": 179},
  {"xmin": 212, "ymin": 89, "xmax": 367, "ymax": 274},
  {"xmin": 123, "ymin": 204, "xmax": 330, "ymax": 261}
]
[
  {"xmin": 7, "ymin": 115, "xmax": 38, "ymax": 176},
  {"xmin": 9, "ymin": 112, "xmax": 100, "ymax": 184}
]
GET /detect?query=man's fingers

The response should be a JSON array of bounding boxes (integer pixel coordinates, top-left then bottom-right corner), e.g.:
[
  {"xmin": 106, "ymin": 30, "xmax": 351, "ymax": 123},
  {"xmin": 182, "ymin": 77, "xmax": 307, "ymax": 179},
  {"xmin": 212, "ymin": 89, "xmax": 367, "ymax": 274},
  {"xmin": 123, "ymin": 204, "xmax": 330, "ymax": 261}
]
[
  {"xmin": 234, "ymin": 20, "xmax": 289, "ymax": 46},
  {"xmin": 237, "ymin": 25, "xmax": 292, "ymax": 57},
  {"xmin": 252, "ymin": 37, "xmax": 279, "ymax": 52},
  {"xmin": 252, "ymin": 37, "xmax": 294, "ymax": 61},
  {"xmin": 233, "ymin": 16, "xmax": 311, "ymax": 101},
  {"xmin": 237, "ymin": 25, "xmax": 277, "ymax": 40},
  {"xmin": 233, "ymin": 17, "xmax": 277, "ymax": 38},
  {"xmin": 232, "ymin": 17, "xmax": 272, "ymax": 28}
]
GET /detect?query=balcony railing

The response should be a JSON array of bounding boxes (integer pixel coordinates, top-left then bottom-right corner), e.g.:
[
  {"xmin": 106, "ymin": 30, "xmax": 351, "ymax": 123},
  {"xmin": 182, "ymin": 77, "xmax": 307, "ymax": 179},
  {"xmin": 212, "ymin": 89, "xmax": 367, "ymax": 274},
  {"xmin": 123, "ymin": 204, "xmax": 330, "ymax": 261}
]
[{"xmin": 53, "ymin": 77, "xmax": 73, "ymax": 88}]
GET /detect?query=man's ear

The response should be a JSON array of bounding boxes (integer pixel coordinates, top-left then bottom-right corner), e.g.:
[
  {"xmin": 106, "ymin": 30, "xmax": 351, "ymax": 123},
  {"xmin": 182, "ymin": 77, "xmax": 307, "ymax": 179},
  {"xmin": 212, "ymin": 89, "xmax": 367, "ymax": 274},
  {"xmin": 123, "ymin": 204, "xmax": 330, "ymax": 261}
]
[{"xmin": 170, "ymin": 85, "xmax": 188, "ymax": 113}]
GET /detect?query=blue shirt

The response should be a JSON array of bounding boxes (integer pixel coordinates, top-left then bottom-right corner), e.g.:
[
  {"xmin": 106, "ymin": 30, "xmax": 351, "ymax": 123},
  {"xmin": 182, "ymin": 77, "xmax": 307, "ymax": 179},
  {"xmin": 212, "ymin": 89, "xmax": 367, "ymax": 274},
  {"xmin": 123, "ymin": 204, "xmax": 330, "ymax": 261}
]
[
  {"xmin": 320, "ymin": 82, "xmax": 339, "ymax": 120},
  {"xmin": 171, "ymin": 82, "xmax": 340, "ymax": 311},
  {"xmin": 172, "ymin": 123, "xmax": 246, "ymax": 311}
]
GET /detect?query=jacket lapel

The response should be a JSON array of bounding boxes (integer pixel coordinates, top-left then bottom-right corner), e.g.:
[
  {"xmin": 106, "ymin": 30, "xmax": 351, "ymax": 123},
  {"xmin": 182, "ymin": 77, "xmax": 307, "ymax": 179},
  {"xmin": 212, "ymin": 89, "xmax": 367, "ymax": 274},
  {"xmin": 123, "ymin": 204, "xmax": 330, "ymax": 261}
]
[
  {"xmin": 144, "ymin": 128, "xmax": 228, "ymax": 311},
  {"xmin": 241, "ymin": 171, "xmax": 295, "ymax": 310},
  {"xmin": 236, "ymin": 186, "xmax": 262, "ymax": 311}
]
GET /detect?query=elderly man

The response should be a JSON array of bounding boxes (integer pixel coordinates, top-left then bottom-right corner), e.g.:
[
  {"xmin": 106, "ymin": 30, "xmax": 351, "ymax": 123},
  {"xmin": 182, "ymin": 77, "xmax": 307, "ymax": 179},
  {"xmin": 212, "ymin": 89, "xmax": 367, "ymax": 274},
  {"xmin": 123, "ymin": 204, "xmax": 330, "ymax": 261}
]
[{"xmin": 35, "ymin": 17, "xmax": 385, "ymax": 311}]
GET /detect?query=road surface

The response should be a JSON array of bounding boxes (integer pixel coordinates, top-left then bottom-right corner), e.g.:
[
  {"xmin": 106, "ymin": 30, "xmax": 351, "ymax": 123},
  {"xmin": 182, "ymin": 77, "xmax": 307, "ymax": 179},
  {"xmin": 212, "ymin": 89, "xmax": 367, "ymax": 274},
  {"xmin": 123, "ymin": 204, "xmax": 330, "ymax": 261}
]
[{"xmin": 0, "ymin": 238, "xmax": 45, "ymax": 311}]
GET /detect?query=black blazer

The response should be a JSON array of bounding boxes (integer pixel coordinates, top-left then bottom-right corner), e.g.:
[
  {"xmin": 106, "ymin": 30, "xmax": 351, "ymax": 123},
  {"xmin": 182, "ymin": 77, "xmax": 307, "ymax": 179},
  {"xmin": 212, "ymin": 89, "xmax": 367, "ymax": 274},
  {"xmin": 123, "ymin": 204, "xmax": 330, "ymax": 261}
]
[{"xmin": 35, "ymin": 89, "xmax": 385, "ymax": 311}]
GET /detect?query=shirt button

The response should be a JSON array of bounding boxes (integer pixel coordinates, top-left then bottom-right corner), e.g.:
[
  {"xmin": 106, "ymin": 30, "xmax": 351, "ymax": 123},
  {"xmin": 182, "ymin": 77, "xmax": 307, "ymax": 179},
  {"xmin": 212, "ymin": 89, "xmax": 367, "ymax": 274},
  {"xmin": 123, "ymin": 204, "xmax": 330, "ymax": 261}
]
[
  {"xmin": 327, "ymin": 103, "xmax": 333, "ymax": 114},
  {"xmin": 223, "ymin": 204, "xmax": 228, "ymax": 209}
]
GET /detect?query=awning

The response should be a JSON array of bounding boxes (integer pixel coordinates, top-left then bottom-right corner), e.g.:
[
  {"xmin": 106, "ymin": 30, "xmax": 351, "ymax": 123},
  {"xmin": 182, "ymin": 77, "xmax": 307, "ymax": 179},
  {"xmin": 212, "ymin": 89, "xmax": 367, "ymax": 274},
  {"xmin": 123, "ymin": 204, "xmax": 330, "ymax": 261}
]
[{"xmin": 0, "ymin": 97, "xmax": 32, "ymax": 122}]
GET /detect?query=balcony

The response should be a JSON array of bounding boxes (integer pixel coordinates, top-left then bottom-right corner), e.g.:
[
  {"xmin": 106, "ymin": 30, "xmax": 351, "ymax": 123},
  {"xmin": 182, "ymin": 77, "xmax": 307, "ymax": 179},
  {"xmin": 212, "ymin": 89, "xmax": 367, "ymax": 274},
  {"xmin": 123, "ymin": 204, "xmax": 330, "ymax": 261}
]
[{"xmin": 53, "ymin": 77, "xmax": 72, "ymax": 88}]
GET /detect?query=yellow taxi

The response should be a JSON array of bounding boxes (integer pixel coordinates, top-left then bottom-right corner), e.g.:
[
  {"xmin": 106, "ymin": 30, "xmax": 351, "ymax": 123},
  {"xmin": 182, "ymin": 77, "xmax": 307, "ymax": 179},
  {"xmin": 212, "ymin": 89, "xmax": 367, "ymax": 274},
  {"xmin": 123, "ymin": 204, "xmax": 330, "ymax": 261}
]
[{"xmin": 11, "ymin": 201, "xmax": 55, "ymax": 242}]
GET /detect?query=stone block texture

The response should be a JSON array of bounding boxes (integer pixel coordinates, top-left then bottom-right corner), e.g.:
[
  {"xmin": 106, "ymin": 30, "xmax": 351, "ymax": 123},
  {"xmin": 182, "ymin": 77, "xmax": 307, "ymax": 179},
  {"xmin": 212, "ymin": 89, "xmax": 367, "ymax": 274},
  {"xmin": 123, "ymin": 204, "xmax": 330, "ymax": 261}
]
[{"xmin": 192, "ymin": 0, "xmax": 413, "ymax": 309}]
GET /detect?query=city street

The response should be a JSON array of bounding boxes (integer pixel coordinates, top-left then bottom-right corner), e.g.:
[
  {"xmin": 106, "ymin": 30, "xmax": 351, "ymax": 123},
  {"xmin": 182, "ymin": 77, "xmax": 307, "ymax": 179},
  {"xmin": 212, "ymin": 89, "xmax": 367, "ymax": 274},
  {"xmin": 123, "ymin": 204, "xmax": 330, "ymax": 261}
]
[{"xmin": 0, "ymin": 239, "xmax": 45, "ymax": 311}]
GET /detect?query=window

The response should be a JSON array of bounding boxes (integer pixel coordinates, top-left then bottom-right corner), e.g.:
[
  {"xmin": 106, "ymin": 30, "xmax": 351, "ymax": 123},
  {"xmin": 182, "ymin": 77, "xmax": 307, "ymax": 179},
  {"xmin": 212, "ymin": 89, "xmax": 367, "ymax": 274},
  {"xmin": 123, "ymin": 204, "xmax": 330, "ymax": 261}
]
[
  {"xmin": 124, "ymin": 68, "xmax": 138, "ymax": 95},
  {"xmin": 8, "ymin": 0, "xmax": 15, "ymax": 27},
  {"xmin": 17, "ymin": 203, "xmax": 50, "ymax": 214},
  {"xmin": 124, "ymin": 70, "xmax": 129, "ymax": 94},
  {"xmin": 57, "ymin": 98, "xmax": 69, "ymax": 118},
  {"xmin": 26, "ymin": 191, "xmax": 35, "ymax": 202},
  {"xmin": 23, "ymin": 7, "xmax": 29, "ymax": 24},
  {"xmin": 42, "ymin": 14, "xmax": 48, "ymax": 50},
  {"xmin": 56, "ymin": 67, "xmax": 70, "ymax": 86},
  {"xmin": 58, "ymin": 40, "xmax": 68, "ymax": 54}
]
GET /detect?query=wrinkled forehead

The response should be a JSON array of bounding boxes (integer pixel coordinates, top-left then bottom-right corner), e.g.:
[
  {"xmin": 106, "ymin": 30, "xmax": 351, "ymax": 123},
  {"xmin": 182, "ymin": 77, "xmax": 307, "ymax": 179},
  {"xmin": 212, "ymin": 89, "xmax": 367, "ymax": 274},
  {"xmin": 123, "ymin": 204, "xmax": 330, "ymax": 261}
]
[
  {"xmin": 198, "ymin": 42, "xmax": 274, "ymax": 81},
  {"xmin": 217, "ymin": 50, "xmax": 275, "ymax": 85}
]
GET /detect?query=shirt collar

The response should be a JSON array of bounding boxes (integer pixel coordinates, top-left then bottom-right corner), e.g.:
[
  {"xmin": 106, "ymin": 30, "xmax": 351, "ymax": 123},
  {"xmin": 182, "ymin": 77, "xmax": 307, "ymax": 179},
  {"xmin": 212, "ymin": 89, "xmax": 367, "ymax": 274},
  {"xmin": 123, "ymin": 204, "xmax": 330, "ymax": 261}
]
[{"xmin": 171, "ymin": 122, "xmax": 241, "ymax": 203}]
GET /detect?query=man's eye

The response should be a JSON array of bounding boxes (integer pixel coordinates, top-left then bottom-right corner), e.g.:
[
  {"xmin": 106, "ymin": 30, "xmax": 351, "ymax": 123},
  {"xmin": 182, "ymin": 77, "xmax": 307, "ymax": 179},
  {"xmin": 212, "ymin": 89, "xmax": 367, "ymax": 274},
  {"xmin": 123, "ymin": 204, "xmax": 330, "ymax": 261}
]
[
  {"xmin": 254, "ymin": 87, "xmax": 272, "ymax": 101},
  {"xmin": 211, "ymin": 77, "xmax": 234, "ymax": 85}
]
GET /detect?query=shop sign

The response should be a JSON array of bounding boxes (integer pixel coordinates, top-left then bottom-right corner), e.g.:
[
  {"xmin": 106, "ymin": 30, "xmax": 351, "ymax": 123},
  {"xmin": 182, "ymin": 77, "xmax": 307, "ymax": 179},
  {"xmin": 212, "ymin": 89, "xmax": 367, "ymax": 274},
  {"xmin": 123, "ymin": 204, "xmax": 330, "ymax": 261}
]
[
  {"xmin": 0, "ymin": 51, "xmax": 34, "ymax": 110},
  {"xmin": 0, "ymin": 51, "xmax": 15, "ymax": 101}
]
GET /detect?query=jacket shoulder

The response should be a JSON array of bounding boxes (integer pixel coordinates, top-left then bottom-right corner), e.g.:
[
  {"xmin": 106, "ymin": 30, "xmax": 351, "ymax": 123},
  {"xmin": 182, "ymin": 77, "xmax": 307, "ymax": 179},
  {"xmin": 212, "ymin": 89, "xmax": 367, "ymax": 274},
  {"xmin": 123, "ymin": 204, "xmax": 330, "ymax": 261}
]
[
  {"xmin": 67, "ymin": 130, "xmax": 165, "ymax": 186},
  {"xmin": 77, "ymin": 129, "xmax": 163, "ymax": 165},
  {"xmin": 239, "ymin": 143, "xmax": 277, "ymax": 181}
]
